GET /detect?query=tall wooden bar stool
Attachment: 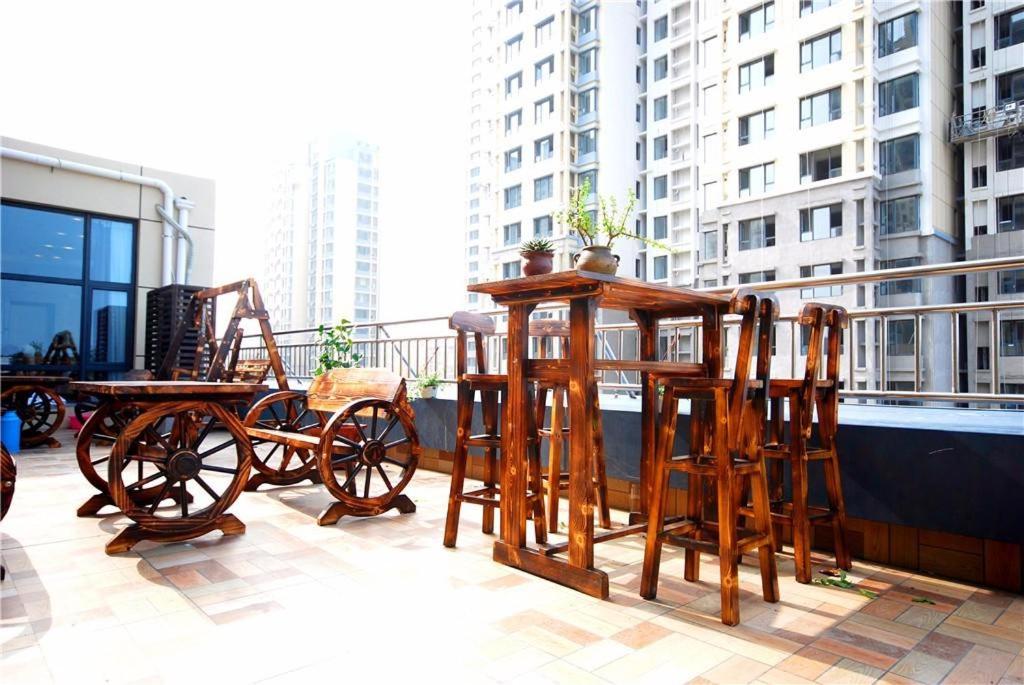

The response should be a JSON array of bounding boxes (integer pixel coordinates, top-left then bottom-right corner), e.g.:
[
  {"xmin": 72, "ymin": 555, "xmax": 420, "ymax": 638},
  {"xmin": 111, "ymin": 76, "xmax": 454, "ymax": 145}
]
[
  {"xmin": 640, "ymin": 290, "xmax": 779, "ymax": 626},
  {"xmin": 443, "ymin": 312, "xmax": 547, "ymax": 548},
  {"xmin": 763, "ymin": 303, "xmax": 851, "ymax": 583},
  {"xmin": 531, "ymin": 318, "xmax": 611, "ymax": 532}
]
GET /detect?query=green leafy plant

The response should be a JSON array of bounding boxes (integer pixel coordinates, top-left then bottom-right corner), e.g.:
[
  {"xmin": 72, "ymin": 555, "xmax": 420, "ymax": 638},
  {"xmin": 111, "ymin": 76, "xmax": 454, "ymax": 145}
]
[
  {"xmin": 912, "ymin": 596, "xmax": 936, "ymax": 605},
  {"xmin": 411, "ymin": 371, "xmax": 442, "ymax": 398},
  {"xmin": 554, "ymin": 178, "xmax": 671, "ymax": 251},
  {"xmin": 314, "ymin": 318, "xmax": 363, "ymax": 376},
  {"xmin": 520, "ymin": 237, "xmax": 554, "ymax": 255},
  {"xmin": 812, "ymin": 569, "xmax": 878, "ymax": 599}
]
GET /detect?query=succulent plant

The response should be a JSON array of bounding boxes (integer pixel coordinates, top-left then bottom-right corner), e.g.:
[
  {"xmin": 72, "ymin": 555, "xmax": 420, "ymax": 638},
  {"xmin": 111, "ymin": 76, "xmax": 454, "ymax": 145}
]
[{"xmin": 520, "ymin": 237, "xmax": 555, "ymax": 255}]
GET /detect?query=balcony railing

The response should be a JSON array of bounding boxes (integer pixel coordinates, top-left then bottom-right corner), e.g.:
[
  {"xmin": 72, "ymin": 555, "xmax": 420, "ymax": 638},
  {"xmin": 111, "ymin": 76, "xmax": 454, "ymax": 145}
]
[
  {"xmin": 950, "ymin": 99, "xmax": 1024, "ymax": 143},
  {"xmin": 240, "ymin": 256, "xmax": 1024, "ymax": 409}
]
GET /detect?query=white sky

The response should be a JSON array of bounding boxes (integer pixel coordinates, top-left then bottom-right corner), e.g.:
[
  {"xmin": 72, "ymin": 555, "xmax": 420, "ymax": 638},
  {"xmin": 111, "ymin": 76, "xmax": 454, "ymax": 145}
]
[{"xmin": 1, "ymin": 0, "xmax": 471, "ymax": 323}]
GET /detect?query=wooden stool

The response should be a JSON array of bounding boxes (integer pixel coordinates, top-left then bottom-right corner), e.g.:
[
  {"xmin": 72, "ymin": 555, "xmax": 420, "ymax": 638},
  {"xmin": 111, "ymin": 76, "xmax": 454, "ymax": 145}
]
[
  {"xmin": 531, "ymin": 318, "xmax": 611, "ymax": 532},
  {"xmin": 763, "ymin": 304, "xmax": 851, "ymax": 583},
  {"xmin": 443, "ymin": 312, "xmax": 547, "ymax": 548},
  {"xmin": 640, "ymin": 290, "xmax": 779, "ymax": 626}
]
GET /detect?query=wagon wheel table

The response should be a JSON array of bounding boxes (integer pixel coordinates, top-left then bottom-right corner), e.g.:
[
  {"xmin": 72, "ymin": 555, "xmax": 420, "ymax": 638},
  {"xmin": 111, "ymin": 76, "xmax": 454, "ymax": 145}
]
[
  {"xmin": 69, "ymin": 381, "xmax": 266, "ymax": 555},
  {"xmin": 0, "ymin": 375, "xmax": 69, "ymax": 448},
  {"xmin": 468, "ymin": 270, "xmax": 730, "ymax": 599}
]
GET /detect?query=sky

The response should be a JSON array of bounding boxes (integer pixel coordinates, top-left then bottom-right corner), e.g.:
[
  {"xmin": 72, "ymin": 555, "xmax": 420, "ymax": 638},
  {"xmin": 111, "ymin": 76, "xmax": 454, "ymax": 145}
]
[{"xmin": 0, "ymin": 0, "xmax": 470, "ymax": 323}]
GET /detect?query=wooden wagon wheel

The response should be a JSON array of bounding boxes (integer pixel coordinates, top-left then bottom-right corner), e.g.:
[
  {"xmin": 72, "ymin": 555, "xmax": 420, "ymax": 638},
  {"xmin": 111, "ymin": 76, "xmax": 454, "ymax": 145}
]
[
  {"xmin": 105, "ymin": 401, "xmax": 252, "ymax": 554},
  {"xmin": 243, "ymin": 391, "xmax": 324, "ymax": 490},
  {"xmin": 315, "ymin": 398, "xmax": 420, "ymax": 526},
  {"xmin": 1, "ymin": 443, "xmax": 13, "ymax": 580},
  {"xmin": 1, "ymin": 385, "xmax": 65, "ymax": 448}
]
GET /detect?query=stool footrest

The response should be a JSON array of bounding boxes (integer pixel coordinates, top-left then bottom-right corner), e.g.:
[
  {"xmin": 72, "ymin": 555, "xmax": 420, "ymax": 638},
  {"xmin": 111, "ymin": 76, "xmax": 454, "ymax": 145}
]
[{"xmin": 660, "ymin": 523, "xmax": 771, "ymax": 556}]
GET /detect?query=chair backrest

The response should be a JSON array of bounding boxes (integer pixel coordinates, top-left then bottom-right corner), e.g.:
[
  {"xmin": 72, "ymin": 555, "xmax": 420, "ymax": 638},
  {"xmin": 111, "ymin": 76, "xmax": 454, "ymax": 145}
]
[
  {"xmin": 449, "ymin": 311, "xmax": 496, "ymax": 378},
  {"xmin": 727, "ymin": 288, "xmax": 762, "ymax": 451},
  {"xmin": 306, "ymin": 367, "xmax": 405, "ymax": 413},
  {"xmin": 796, "ymin": 303, "xmax": 848, "ymax": 438},
  {"xmin": 529, "ymin": 318, "xmax": 569, "ymax": 359}
]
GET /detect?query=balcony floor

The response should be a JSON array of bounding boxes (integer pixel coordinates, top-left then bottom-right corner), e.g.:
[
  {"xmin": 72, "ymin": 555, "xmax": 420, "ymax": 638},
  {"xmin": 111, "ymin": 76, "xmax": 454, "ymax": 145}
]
[{"xmin": 2, "ymin": 428, "xmax": 1022, "ymax": 684}]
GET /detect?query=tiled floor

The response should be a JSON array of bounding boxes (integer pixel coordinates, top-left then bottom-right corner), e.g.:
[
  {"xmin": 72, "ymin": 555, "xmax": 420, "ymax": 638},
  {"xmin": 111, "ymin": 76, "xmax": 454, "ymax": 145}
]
[{"xmin": 2, "ymin": 428, "xmax": 1022, "ymax": 684}]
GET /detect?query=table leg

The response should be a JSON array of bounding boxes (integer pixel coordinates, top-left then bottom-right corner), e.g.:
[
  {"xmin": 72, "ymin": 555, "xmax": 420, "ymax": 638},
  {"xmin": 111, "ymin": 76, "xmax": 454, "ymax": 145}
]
[
  {"xmin": 629, "ymin": 310, "xmax": 657, "ymax": 524},
  {"xmin": 498, "ymin": 303, "xmax": 532, "ymax": 554},
  {"xmin": 567, "ymin": 297, "xmax": 596, "ymax": 570}
]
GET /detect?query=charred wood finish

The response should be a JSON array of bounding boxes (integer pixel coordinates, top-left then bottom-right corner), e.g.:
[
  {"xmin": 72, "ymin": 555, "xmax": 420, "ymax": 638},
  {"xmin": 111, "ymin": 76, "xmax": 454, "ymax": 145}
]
[
  {"xmin": 640, "ymin": 290, "xmax": 780, "ymax": 626},
  {"xmin": 467, "ymin": 271, "xmax": 731, "ymax": 599},
  {"xmin": 242, "ymin": 368, "xmax": 421, "ymax": 526},
  {"xmin": 0, "ymin": 375, "xmax": 69, "ymax": 448},
  {"xmin": 0, "ymin": 443, "xmax": 13, "ymax": 580},
  {"xmin": 764, "ymin": 303, "xmax": 851, "ymax": 583}
]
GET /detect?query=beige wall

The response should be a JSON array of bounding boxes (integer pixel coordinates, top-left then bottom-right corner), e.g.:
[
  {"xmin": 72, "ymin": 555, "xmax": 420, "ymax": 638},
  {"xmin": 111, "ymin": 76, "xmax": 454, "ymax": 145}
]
[{"xmin": 0, "ymin": 136, "xmax": 216, "ymax": 371}]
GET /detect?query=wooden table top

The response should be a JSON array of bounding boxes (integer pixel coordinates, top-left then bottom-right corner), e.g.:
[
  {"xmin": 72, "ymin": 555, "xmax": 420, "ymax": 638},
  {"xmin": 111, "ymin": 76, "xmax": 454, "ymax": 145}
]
[
  {"xmin": 69, "ymin": 381, "xmax": 267, "ymax": 398},
  {"xmin": 467, "ymin": 270, "xmax": 729, "ymax": 315}
]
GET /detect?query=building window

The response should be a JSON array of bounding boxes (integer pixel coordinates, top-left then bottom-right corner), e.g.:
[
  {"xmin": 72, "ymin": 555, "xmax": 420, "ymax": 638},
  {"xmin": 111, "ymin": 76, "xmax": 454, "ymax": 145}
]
[
  {"xmin": 1000, "ymin": 269, "xmax": 1024, "ymax": 294},
  {"xmin": 739, "ymin": 54, "xmax": 774, "ymax": 93},
  {"xmin": 998, "ymin": 69, "xmax": 1024, "ymax": 105},
  {"xmin": 653, "ymin": 175, "xmax": 668, "ymax": 199},
  {"xmin": 799, "ymin": 87, "xmax": 841, "ymax": 128},
  {"xmin": 800, "ymin": 0, "xmax": 837, "ymax": 15},
  {"xmin": 653, "ymin": 96, "xmax": 668, "ymax": 120},
  {"xmin": 739, "ymin": 270, "xmax": 776, "ymax": 284},
  {"xmin": 800, "ymin": 145, "xmax": 842, "ymax": 183},
  {"xmin": 800, "ymin": 29, "xmax": 842, "ymax": 72},
  {"xmin": 534, "ymin": 135, "xmax": 554, "ymax": 161},
  {"xmin": 577, "ymin": 88, "xmax": 597, "ymax": 118},
  {"xmin": 535, "ymin": 97, "xmax": 555, "ymax": 124},
  {"xmin": 576, "ymin": 170, "xmax": 597, "ymax": 195},
  {"xmin": 505, "ymin": 109, "xmax": 522, "ymax": 133},
  {"xmin": 653, "ymin": 135, "xmax": 668, "ymax": 160},
  {"xmin": 534, "ymin": 175, "xmax": 553, "ymax": 200},
  {"xmin": 578, "ymin": 6, "xmax": 596, "ymax": 34},
  {"xmin": 653, "ymin": 215, "xmax": 668, "ymax": 240},
  {"xmin": 878, "ymin": 73, "xmax": 918, "ymax": 116},
  {"xmin": 1002, "ymin": 321, "xmax": 1024, "ymax": 357},
  {"xmin": 577, "ymin": 128, "xmax": 597, "ymax": 156},
  {"xmin": 740, "ymin": 2, "xmax": 774, "ymax": 41},
  {"xmin": 995, "ymin": 7, "xmax": 1024, "ymax": 50},
  {"xmin": 578, "ymin": 48, "xmax": 597, "ymax": 76},
  {"xmin": 1, "ymin": 202, "xmax": 136, "ymax": 377},
  {"xmin": 997, "ymin": 136, "xmax": 1024, "ymax": 172},
  {"xmin": 505, "ymin": 71, "xmax": 523, "ymax": 96},
  {"xmin": 800, "ymin": 204, "xmax": 842, "ymax": 241},
  {"xmin": 878, "ymin": 12, "xmax": 918, "ymax": 57},
  {"xmin": 973, "ymin": 164, "xmax": 988, "ymax": 188},
  {"xmin": 502, "ymin": 261, "xmax": 522, "ymax": 279},
  {"xmin": 978, "ymin": 346, "xmax": 991, "ymax": 370},
  {"xmin": 701, "ymin": 230, "xmax": 718, "ymax": 259},
  {"xmin": 800, "ymin": 262, "xmax": 843, "ymax": 297},
  {"xmin": 997, "ymin": 194, "xmax": 1024, "ymax": 232},
  {"xmin": 535, "ymin": 56, "xmax": 555, "ymax": 84},
  {"xmin": 887, "ymin": 319, "xmax": 915, "ymax": 356},
  {"xmin": 739, "ymin": 162, "xmax": 775, "ymax": 196},
  {"xmin": 880, "ymin": 195, "xmax": 920, "ymax": 235},
  {"xmin": 654, "ymin": 56, "xmax": 668, "ymax": 81},
  {"xmin": 879, "ymin": 134, "xmax": 919, "ymax": 176},
  {"xmin": 972, "ymin": 47, "xmax": 987, "ymax": 69},
  {"xmin": 738, "ymin": 216, "xmax": 775, "ymax": 250},
  {"xmin": 506, "ymin": 34, "xmax": 523, "ymax": 62},
  {"xmin": 879, "ymin": 257, "xmax": 922, "ymax": 295},
  {"xmin": 738, "ymin": 108, "xmax": 775, "ymax": 144},
  {"xmin": 503, "ymin": 222, "xmax": 521, "ymax": 246},
  {"xmin": 652, "ymin": 256, "xmax": 668, "ymax": 280},
  {"xmin": 535, "ymin": 15, "xmax": 554, "ymax": 45},
  {"xmin": 534, "ymin": 215, "xmax": 553, "ymax": 237},
  {"xmin": 505, "ymin": 147, "xmax": 522, "ymax": 172},
  {"xmin": 504, "ymin": 185, "xmax": 522, "ymax": 209},
  {"xmin": 654, "ymin": 15, "xmax": 668, "ymax": 41}
]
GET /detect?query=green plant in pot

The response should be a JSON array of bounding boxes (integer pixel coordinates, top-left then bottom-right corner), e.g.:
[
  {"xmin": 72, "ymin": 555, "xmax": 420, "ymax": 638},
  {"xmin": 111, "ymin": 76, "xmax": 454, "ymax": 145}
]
[
  {"xmin": 412, "ymin": 371, "xmax": 442, "ymax": 399},
  {"xmin": 520, "ymin": 237, "xmax": 555, "ymax": 276},
  {"xmin": 554, "ymin": 178, "xmax": 668, "ymax": 275},
  {"xmin": 314, "ymin": 318, "xmax": 363, "ymax": 376}
]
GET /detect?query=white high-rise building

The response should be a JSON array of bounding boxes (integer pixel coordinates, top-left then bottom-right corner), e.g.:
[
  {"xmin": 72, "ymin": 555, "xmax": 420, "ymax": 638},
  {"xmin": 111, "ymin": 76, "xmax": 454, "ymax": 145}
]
[{"xmin": 264, "ymin": 136, "xmax": 381, "ymax": 336}]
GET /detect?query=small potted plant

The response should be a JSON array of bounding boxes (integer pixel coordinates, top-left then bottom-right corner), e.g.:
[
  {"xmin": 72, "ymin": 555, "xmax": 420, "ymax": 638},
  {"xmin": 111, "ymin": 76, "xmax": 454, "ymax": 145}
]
[
  {"xmin": 520, "ymin": 237, "xmax": 555, "ymax": 276},
  {"xmin": 413, "ymin": 372, "xmax": 441, "ymax": 399},
  {"xmin": 554, "ymin": 178, "xmax": 668, "ymax": 275}
]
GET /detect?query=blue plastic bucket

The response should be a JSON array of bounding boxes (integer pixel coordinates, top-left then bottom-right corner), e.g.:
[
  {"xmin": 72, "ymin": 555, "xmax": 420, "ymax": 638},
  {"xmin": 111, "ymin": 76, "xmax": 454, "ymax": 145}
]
[{"xmin": 1, "ymin": 410, "xmax": 21, "ymax": 454}]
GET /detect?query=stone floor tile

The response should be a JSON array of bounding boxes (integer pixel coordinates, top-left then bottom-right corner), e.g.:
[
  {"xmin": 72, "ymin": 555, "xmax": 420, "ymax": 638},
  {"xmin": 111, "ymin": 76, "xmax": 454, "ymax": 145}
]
[
  {"xmin": 943, "ymin": 644, "xmax": 1016, "ymax": 685},
  {"xmin": 816, "ymin": 657, "xmax": 885, "ymax": 685},
  {"xmin": 888, "ymin": 649, "xmax": 955, "ymax": 684}
]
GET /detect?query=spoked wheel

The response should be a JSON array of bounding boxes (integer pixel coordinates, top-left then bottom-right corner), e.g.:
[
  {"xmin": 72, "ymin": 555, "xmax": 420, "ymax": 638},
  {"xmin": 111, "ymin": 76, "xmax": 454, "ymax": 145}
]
[
  {"xmin": 1, "ymin": 385, "xmax": 65, "ymax": 448},
  {"xmin": 1, "ymin": 443, "xmax": 15, "ymax": 521},
  {"xmin": 316, "ymin": 398, "xmax": 420, "ymax": 526},
  {"xmin": 243, "ymin": 391, "xmax": 324, "ymax": 490},
  {"xmin": 105, "ymin": 401, "xmax": 252, "ymax": 553}
]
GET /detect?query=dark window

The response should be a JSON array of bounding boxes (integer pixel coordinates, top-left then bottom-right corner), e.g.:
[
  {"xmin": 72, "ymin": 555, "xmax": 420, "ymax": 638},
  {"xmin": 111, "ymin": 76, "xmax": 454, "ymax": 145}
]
[
  {"xmin": 739, "ymin": 216, "xmax": 776, "ymax": 250},
  {"xmin": 800, "ymin": 262, "xmax": 843, "ymax": 298},
  {"xmin": 654, "ymin": 15, "xmax": 668, "ymax": 41},
  {"xmin": 879, "ymin": 257, "xmax": 922, "ymax": 295},
  {"xmin": 997, "ymin": 69, "xmax": 1024, "ymax": 105},
  {"xmin": 653, "ymin": 255, "xmax": 668, "ymax": 280},
  {"xmin": 800, "ymin": 146, "xmax": 842, "ymax": 182},
  {"xmin": 972, "ymin": 47, "xmax": 986, "ymax": 69},
  {"xmin": 878, "ymin": 73, "xmax": 919, "ymax": 116},
  {"xmin": 998, "ymin": 194, "xmax": 1024, "ymax": 232},
  {"xmin": 800, "ymin": 203, "xmax": 842, "ymax": 241},
  {"xmin": 653, "ymin": 96, "xmax": 668, "ymax": 120},
  {"xmin": 973, "ymin": 165, "xmax": 988, "ymax": 188},
  {"xmin": 505, "ymin": 109, "xmax": 523, "ymax": 132},
  {"xmin": 504, "ymin": 185, "xmax": 522, "ymax": 209},
  {"xmin": 505, "ymin": 147, "xmax": 522, "ymax": 172},
  {"xmin": 534, "ymin": 56, "xmax": 554, "ymax": 83},
  {"xmin": 977, "ymin": 285, "xmax": 990, "ymax": 301},
  {"xmin": 738, "ymin": 270, "xmax": 775, "ymax": 284},
  {"xmin": 534, "ymin": 175, "xmax": 553, "ymax": 201},
  {"xmin": 879, "ymin": 195, "xmax": 920, "ymax": 235},
  {"xmin": 800, "ymin": 29, "xmax": 842, "ymax": 71},
  {"xmin": 878, "ymin": 12, "xmax": 918, "ymax": 57},
  {"xmin": 653, "ymin": 135, "xmax": 668, "ymax": 160},
  {"xmin": 739, "ymin": 2, "xmax": 774, "ymax": 41},
  {"xmin": 739, "ymin": 162, "xmax": 775, "ymax": 195},
  {"xmin": 654, "ymin": 56, "xmax": 668, "ymax": 80},
  {"xmin": 1002, "ymin": 320, "xmax": 1024, "ymax": 357},
  {"xmin": 887, "ymin": 319, "xmax": 915, "ymax": 356},
  {"xmin": 534, "ymin": 135, "xmax": 554, "ymax": 161},
  {"xmin": 653, "ymin": 175, "xmax": 668, "ymax": 199},
  {"xmin": 739, "ymin": 54, "xmax": 774, "ymax": 93},
  {"xmin": 505, "ymin": 71, "xmax": 523, "ymax": 95},
  {"xmin": 739, "ymin": 108, "xmax": 775, "ymax": 144},
  {"xmin": 534, "ymin": 215, "xmax": 553, "ymax": 237},
  {"xmin": 800, "ymin": 0, "xmax": 837, "ymax": 16},
  {"xmin": 577, "ymin": 129, "xmax": 597, "ymax": 156},
  {"xmin": 879, "ymin": 134, "xmax": 919, "ymax": 175},
  {"xmin": 653, "ymin": 216, "xmax": 668, "ymax": 240},
  {"xmin": 1000, "ymin": 269, "xmax": 1024, "ymax": 294},
  {"xmin": 995, "ymin": 7, "xmax": 1024, "ymax": 50},
  {"xmin": 977, "ymin": 346, "xmax": 991, "ymax": 370},
  {"xmin": 799, "ymin": 88, "xmax": 841, "ymax": 127},
  {"xmin": 997, "ymin": 135, "xmax": 1024, "ymax": 171}
]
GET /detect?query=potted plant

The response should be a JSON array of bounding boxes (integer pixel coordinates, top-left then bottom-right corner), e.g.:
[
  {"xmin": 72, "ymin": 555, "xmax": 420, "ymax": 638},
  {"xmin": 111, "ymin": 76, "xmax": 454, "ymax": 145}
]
[
  {"xmin": 413, "ymin": 372, "xmax": 441, "ymax": 399},
  {"xmin": 554, "ymin": 178, "xmax": 668, "ymax": 275},
  {"xmin": 314, "ymin": 318, "xmax": 363, "ymax": 376},
  {"xmin": 520, "ymin": 237, "xmax": 555, "ymax": 276}
]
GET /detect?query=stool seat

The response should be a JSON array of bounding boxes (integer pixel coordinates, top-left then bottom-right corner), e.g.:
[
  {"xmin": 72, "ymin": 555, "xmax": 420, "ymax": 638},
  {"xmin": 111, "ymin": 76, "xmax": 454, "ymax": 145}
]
[
  {"xmin": 768, "ymin": 378, "xmax": 832, "ymax": 397},
  {"xmin": 464, "ymin": 374, "xmax": 507, "ymax": 389}
]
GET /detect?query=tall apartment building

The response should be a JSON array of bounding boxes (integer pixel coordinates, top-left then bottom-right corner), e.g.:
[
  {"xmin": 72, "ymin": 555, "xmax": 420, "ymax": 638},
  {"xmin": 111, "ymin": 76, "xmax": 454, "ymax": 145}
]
[
  {"xmin": 466, "ymin": 0, "xmax": 644, "ymax": 311},
  {"xmin": 264, "ymin": 136, "xmax": 381, "ymax": 336},
  {"xmin": 955, "ymin": 0, "xmax": 1024, "ymax": 398}
]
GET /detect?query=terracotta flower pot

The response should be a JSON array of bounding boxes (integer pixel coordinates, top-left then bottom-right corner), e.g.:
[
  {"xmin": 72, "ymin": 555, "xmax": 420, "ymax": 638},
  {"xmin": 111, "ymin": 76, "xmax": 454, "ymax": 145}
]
[
  {"xmin": 522, "ymin": 251, "xmax": 554, "ymax": 276},
  {"xmin": 573, "ymin": 246, "xmax": 620, "ymax": 275}
]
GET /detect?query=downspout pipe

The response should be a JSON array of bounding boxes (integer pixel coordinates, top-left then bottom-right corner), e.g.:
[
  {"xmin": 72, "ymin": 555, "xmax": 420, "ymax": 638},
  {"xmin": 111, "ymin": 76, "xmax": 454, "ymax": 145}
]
[
  {"xmin": 1, "ymin": 146, "xmax": 179, "ymax": 285},
  {"xmin": 155, "ymin": 202, "xmax": 194, "ymax": 285}
]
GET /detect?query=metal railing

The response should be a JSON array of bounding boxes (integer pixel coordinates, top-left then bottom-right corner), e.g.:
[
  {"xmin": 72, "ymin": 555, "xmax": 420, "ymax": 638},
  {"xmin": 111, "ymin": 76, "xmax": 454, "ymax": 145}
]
[
  {"xmin": 239, "ymin": 256, "xmax": 1024, "ymax": 409},
  {"xmin": 950, "ymin": 99, "xmax": 1024, "ymax": 143}
]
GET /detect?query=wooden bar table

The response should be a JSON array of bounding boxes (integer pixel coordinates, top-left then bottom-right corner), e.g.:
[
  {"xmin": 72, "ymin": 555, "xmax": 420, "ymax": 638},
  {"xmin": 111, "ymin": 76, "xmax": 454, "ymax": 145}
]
[
  {"xmin": 1, "ymin": 374, "xmax": 69, "ymax": 448},
  {"xmin": 69, "ymin": 381, "xmax": 266, "ymax": 554},
  {"xmin": 468, "ymin": 270, "xmax": 730, "ymax": 598}
]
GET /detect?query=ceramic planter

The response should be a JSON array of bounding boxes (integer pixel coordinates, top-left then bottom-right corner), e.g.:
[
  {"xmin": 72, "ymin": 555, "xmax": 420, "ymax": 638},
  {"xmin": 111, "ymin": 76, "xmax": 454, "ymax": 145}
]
[
  {"xmin": 522, "ymin": 251, "xmax": 554, "ymax": 276},
  {"xmin": 573, "ymin": 245, "xmax": 620, "ymax": 275}
]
